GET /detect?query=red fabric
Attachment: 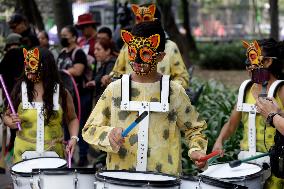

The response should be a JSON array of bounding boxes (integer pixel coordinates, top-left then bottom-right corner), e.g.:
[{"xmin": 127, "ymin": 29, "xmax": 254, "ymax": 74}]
[{"xmin": 78, "ymin": 36, "xmax": 96, "ymax": 58}]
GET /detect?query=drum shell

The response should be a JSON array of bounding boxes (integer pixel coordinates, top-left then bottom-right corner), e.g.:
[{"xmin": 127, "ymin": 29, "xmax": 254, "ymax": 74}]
[
  {"xmin": 181, "ymin": 175, "xmax": 247, "ymax": 189},
  {"xmin": 31, "ymin": 168, "xmax": 96, "ymax": 189},
  {"xmin": 10, "ymin": 157, "xmax": 67, "ymax": 189},
  {"xmin": 95, "ymin": 170, "xmax": 180, "ymax": 189},
  {"xmin": 201, "ymin": 163, "xmax": 263, "ymax": 189}
]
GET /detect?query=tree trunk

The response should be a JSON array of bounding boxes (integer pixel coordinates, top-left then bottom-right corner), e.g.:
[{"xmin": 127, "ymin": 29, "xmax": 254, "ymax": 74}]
[
  {"xmin": 269, "ymin": 0, "xmax": 279, "ymax": 40},
  {"xmin": 181, "ymin": 0, "xmax": 197, "ymax": 53},
  {"xmin": 52, "ymin": 0, "xmax": 73, "ymax": 38},
  {"xmin": 156, "ymin": 0, "xmax": 191, "ymax": 68},
  {"xmin": 16, "ymin": 0, "xmax": 45, "ymax": 31}
]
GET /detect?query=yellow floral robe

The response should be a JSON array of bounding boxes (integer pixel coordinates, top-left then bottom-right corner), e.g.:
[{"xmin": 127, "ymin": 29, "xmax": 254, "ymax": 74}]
[
  {"xmin": 110, "ymin": 40, "xmax": 190, "ymax": 89},
  {"xmin": 14, "ymin": 103, "xmax": 64, "ymax": 163},
  {"xmin": 241, "ymin": 87, "xmax": 284, "ymax": 189},
  {"xmin": 82, "ymin": 77, "xmax": 207, "ymax": 175}
]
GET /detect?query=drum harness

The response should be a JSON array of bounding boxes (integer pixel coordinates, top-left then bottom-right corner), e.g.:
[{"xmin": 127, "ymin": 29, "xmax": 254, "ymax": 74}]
[
  {"xmin": 237, "ymin": 79, "xmax": 284, "ymax": 178},
  {"xmin": 120, "ymin": 74, "xmax": 170, "ymax": 171},
  {"xmin": 21, "ymin": 81, "xmax": 60, "ymax": 159}
]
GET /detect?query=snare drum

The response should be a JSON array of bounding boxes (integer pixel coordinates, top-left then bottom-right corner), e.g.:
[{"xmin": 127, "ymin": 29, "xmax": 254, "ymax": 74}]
[
  {"xmin": 181, "ymin": 175, "xmax": 247, "ymax": 189},
  {"xmin": 31, "ymin": 168, "xmax": 96, "ymax": 189},
  {"xmin": 95, "ymin": 171, "xmax": 180, "ymax": 189},
  {"xmin": 201, "ymin": 163, "xmax": 263, "ymax": 189},
  {"xmin": 10, "ymin": 157, "xmax": 67, "ymax": 189}
]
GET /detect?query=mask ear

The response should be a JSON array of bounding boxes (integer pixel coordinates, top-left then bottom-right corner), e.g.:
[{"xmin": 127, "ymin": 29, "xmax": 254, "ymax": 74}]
[
  {"xmin": 33, "ymin": 48, "xmax": 39, "ymax": 60},
  {"xmin": 148, "ymin": 4, "xmax": 156, "ymax": 16},
  {"xmin": 121, "ymin": 30, "xmax": 133, "ymax": 45},
  {"xmin": 253, "ymin": 40, "xmax": 261, "ymax": 55},
  {"xmin": 242, "ymin": 40, "xmax": 250, "ymax": 49},
  {"xmin": 131, "ymin": 4, "xmax": 140, "ymax": 15},
  {"xmin": 148, "ymin": 34, "xmax": 160, "ymax": 49},
  {"xmin": 23, "ymin": 48, "xmax": 28, "ymax": 59}
]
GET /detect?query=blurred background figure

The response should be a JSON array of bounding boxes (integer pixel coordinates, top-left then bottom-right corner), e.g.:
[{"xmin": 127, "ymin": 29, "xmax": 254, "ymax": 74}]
[
  {"xmin": 8, "ymin": 13, "xmax": 39, "ymax": 49},
  {"xmin": 76, "ymin": 13, "xmax": 99, "ymax": 58},
  {"xmin": 38, "ymin": 30, "xmax": 59, "ymax": 60},
  {"xmin": 97, "ymin": 27, "xmax": 112, "ymax": 41},
  {"xmin": 86, "ymin": 38, "xmax": 116, "ymax": 105},
  {"xmin": 113, "ymin": 2, "xmax": 133, "ymax": 51}
]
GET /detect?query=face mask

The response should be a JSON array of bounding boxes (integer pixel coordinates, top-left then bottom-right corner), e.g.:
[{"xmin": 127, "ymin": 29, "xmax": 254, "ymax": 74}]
[
  {"xmin": 121, "ymin": 30, "xmax": 160, "ymax": 75},
  {"xmin": 251, "ymin": 68, "xmax": 270, "ymax": 84},
  {"xmin": 60, "ymin": 37, "xmax": 70, "ymax": 47},
  {"xmin": 23, "ymin": 48, "xmax": 41, "ymax": 83}
]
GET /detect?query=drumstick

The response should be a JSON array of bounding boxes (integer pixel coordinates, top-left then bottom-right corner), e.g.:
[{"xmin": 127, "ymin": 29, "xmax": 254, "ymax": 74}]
[
  {"xmin": 121, "ymin": 111, "xmax": 148, "ymax": 137},
  {"xmin": 229, "ymin": 152, "xmax": 270, "ymax": 168},
  {"xmin": 0, "ymin": 75, "xmax": 21, "ymax": 130},
  {"xmin": 67, "ymin": 141, "xmax": 72, "ymax": 168},
  {"xmin": 198, "ymin": 150, "xmax": 220, "ymax": 162}
]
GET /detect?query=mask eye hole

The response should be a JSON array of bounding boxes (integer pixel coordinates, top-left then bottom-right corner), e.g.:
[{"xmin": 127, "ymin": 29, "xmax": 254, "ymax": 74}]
[
  {"xmin": 136, "ymin": 15, "xmax": 142, "ymax": 23},
  {"xmin": 140, "ymin": 47, "xmax": 154, "ymax": 63},
  {"xmin": 128, "ymin": 47, "xmax": 137, "ymax": 61},
  {"xmin": 143, "ymin": 16, "xmax": 150, "ymax": 21}
]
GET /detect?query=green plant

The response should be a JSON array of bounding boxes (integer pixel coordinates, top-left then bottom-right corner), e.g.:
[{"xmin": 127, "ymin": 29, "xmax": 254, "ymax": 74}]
[
  {"xmin": 195, "ymin": 42, "xmax": 247, "ymax": 70},
  {"xmin": 182, "ymin": 77, "xmax": 243, "ymax": 174}
]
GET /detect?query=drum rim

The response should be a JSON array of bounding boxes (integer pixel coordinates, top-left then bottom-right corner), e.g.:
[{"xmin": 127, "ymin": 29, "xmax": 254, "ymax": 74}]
[
  {"xmin": 10, "ymin": 157, "xmax": 67, "ymax": 177},
  {"xmin": 202, "ymin": 162, "xmax": 264, "ymax": 181},
  {"xmin": 181, "ymin": 175, "xmax": 247, "ymax": 189},
  {"xmin": 95, "ymin": 170, "xmax": 180, "ymax": 187},
  {"xmin": 32, "ymin": 168, "xmax": 96, "ymax": 175}
]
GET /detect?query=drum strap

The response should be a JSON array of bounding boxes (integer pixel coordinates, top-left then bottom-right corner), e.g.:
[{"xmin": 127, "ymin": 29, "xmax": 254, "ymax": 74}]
[
  {"xmin": 120, "ymin": 74, "xmax": 169, "ymax": 171},
  {"xmin": 21, "ymin": 82, "xmax": 60, "ymax": 154}
]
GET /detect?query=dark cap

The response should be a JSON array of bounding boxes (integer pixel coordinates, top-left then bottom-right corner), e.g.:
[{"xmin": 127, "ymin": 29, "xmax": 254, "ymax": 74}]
[
  {"xmin": 8, "ymin": 13, "xmax": 27, "ymax": 25},
  {"xmin": 5, "ymin": 33, "xmax": 22, "ymax": 50}
]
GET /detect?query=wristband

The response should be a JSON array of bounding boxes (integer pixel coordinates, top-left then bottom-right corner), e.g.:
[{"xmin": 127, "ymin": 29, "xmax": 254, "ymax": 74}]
[{"xmin": 71, "ymin": 136, "xmax": 79, "ymax": 142}]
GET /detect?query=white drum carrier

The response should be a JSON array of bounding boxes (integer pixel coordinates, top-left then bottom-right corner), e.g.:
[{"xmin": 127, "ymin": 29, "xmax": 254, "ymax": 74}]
[{"xmin": 236, "ymin": 79, "xmax": 284, "ymax": 164}]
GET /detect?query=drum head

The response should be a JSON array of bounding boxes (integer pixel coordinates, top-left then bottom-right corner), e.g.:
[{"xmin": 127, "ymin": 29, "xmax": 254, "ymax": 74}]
[
  {"xmin": 182, "ymin": 175, "xmax": 247, "ymax": 189},
  {"xmin": 96, "ymin": 170, "xmax": 180, "ymax": 187},
  {"xmin": 201, "ymin": 163, "xmax": 262, "ymax": 179},
  {"xmin": 11, "ymin": 157, "xmax": 67, "ymax": 177}
]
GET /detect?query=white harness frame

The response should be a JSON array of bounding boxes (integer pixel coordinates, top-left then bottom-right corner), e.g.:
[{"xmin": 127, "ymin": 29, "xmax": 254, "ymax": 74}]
[
  {"xmin": 120, "ymin": 74, "xmax": 170, "ymax": 171},
  {"xmin": 21, "ymin": 82, "xmax": 60, "ymax": 159}
]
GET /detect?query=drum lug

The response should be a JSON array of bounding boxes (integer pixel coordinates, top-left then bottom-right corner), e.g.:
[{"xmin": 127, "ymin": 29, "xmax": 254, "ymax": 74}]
[
  {"xmin": 94, "ymin": 181, "xmax": 97, "ymax": 189},
  {"xmin": 103, "ymin": 177, "xmax": 108, "ymax": 189},
  {"xmin": 73, "ymin": 177, "xmax": 78, "ymax": 189}
]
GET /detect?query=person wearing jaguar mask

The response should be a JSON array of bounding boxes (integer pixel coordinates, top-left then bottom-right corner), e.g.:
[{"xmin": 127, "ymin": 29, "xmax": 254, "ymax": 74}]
[
  {"xmin": 3, "ymin": 47, "xmax": 79, "ymax": 163},
  {"xmin": 213, "ymin": 38, "xmax": 284, "ymax": 188},
  {"xmin": 82, "ymin": 20, "xmax": 208, "ymax": 175}
]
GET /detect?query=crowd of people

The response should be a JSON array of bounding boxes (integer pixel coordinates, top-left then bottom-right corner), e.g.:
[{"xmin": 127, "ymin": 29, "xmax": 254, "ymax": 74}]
[{"xmin": 0, "ymin": 3, "xmax": 284, "ymax": 189}]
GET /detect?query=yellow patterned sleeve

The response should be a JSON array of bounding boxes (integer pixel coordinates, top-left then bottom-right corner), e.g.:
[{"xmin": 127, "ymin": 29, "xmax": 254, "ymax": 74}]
[
  {"xmin": 82, "ymin": 83, "xmax": 117, "ymax": 153},
  {"xmin": 110, "ymin": 44, "xmax": 128, "ymax": 77},
  {"xmin": 174, "ymin": 83, "xmax": 208, "ymax": 157},
  {"xmin": 168, "ymin": 41, "xmax": 190, "ymax": 89}
]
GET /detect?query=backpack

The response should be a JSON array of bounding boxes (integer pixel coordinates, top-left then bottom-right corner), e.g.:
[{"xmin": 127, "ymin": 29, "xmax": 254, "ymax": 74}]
[{"xmin": 71, "ymin": 47, "xmax": 95, "ymax": 82}]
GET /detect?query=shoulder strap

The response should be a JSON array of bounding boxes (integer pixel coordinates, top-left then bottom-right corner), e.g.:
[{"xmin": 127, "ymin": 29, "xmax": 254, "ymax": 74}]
[
  {"xmin": 236, "ymin": 80, "xmax": 252, "ymax": 111},
  {"xmin": 268, "ymin": 80, "xmax": 284, "ymax": 98},
  {"xmin": 71, "ymin": 47, "xmax": 81, "ymax": 61}
]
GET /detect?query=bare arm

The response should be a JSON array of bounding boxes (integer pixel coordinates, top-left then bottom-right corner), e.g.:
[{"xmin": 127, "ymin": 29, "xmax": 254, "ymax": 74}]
[
  {"xmin": 67, "ymin": 64, "xmax": 85, "ymax": 77},
  {"xmin": 213, "ymin": 105, "xmax": 242, "ymax": 152},
  {"xmin": 65, "ymin": 90, "xmax": 79, "ymax": 137}
]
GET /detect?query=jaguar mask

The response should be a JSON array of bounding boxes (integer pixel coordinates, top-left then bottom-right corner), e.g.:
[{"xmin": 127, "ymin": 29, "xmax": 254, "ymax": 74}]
[
  {"xmin": 131, "ymin": 4, "xmax": 156, "ymax": 24},
  {"xmin": 121, "ymin": 30, "xmax": 160, "ymax": 75},
  {"xmin": 23, "ymin": 48, "xmax": 41, "ymax": 83}
]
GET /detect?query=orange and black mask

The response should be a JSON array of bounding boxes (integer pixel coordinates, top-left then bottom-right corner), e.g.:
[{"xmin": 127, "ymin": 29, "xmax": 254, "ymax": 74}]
[
  {"xmin": 121, "ymin": 30, "xmax": 160, "ymax": 76},
  {"xmin": 131, "ymin": 4, "xmax": 156, "ymax": 24},
  {"xmin": 23, "ymin": 48, "xmax": 41, "ymax": 83},
  {"xmin": 242, "ymin": 40, "xmax": 270, "ymax": 84}
]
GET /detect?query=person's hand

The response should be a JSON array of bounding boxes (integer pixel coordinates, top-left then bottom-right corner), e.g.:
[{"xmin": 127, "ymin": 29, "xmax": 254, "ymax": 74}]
[
  {"xmin": 212, "ymin": 140, "xmax": 224, "ymax": 157},
  {"xmin": 66, "ymin": 138, "xmax": 77, "ymax": 156},
  {"xmin": 86, "ymin": 80, "xmax": 96, "ymax": 88},
  {"xmin": 9, "ymin": 113, "xmax": 21, "ymax": 129},
  {"xmin": 109, "ymin": 127, "xmax": 125, "ymax": 151},
  {"xmin": 256, "ymin": 97, "xmax": 279, "ymax": 119},
  {"xmin": 101, "ymin": 75, "xmax": 111, "ymax": 87},
  {"xmin": 190, "ymin": 151, "xmax": 207, "ymax": 169}
]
